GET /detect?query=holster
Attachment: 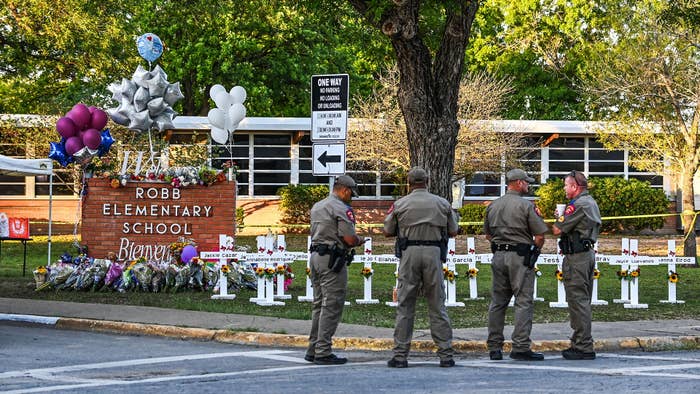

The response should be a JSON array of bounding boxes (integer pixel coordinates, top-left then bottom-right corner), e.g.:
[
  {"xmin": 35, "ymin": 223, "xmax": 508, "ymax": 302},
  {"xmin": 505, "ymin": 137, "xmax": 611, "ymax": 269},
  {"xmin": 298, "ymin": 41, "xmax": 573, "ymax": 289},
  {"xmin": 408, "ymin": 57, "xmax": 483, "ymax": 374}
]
[
  {"xmin": 328, "ymin": 244, "xmax": 354, "ymax": 273},
  {"xmin": 525, "ymin": 245, "xmax": 541, "ymax": 269},
  {"xmin": 558, "ymin": 233, "xmax": 593, "ymax": 254},
  {"xmin": 395, "ymin": 237, "xmax": 407, "ymax": 258},
  {"xmin": 439, "ymin": 234, "xmax": 448, "ymax": 263}
]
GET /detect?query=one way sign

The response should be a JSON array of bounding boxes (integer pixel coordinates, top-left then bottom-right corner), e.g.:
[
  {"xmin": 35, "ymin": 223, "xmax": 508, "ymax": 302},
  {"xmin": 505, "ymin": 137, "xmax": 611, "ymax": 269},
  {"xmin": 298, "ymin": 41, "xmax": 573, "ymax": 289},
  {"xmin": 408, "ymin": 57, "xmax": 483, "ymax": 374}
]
[{"xmin": 312, "ymin": 143, "xmax": 346, "ymax": 175}]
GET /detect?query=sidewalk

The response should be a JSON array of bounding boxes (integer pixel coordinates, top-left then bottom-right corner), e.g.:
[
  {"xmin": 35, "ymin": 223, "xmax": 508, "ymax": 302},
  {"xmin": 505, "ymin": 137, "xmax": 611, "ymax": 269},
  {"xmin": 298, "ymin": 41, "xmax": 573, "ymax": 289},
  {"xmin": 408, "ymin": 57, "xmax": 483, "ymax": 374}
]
[{"xmin": 2, "ymin": 297, "xmax": 699, "ymax": 353}]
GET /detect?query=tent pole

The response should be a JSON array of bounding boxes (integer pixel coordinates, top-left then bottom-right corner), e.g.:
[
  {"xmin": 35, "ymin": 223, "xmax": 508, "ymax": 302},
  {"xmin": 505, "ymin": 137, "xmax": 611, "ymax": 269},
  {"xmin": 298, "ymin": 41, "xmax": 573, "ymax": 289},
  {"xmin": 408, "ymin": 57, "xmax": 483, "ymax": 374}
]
[{"xmin": 47, "ymin": 174, "xmax": 53, "ymax": 266}]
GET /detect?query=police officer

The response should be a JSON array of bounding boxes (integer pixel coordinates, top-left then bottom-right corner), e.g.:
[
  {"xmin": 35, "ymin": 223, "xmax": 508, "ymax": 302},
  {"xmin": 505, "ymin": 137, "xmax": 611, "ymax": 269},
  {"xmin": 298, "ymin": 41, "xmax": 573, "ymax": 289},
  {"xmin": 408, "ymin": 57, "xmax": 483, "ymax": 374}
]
[
  {"xmin": 552, "ymin": 170, "xmax": 601, "ymax": 360},
  {"xmin": 484, "ymin": 169, "xmax": 548, "ymax": 361},
  {"xmin": 383, "ymin": 166, "xmax": 459, "ymax": 368},
  {"xmin": 306, "ymin": 175, "xmax": 364, "ymax": 365}
]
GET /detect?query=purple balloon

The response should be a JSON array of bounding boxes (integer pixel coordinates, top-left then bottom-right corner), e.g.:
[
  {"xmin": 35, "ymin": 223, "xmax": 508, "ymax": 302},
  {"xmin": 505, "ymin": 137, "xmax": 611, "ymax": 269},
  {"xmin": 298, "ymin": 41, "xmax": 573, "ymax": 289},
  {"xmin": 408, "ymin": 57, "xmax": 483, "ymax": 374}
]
[
  {"xmin": 82, "ymin": 128, "xmax": 102, "ymax": 150},
  {"xmin": 89, "ymin": 108, "xmax": 109, "ymax": 130},
  {"xmin": 180, "ymin": 245, "xmax": 197, "ymax": 264},
  {"xmin": 65, "ymin": 136, "xmax": 85, "ymax": 156},
  {"xmin": 68, "ymin": 103, "xmax": 91, "ymax": 130},
  {"xmin": 56, "ymin": 117, "xmax": 78, "ymax": 139}
]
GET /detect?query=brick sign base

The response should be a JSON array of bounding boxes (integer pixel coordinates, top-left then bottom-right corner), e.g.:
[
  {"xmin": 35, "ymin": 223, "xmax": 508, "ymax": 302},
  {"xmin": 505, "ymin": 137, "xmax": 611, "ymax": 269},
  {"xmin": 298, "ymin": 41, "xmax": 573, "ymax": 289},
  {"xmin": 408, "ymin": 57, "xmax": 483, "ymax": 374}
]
[{"xmin": 82, "ymin": 178, "xmax": 236, "ymax": 261}]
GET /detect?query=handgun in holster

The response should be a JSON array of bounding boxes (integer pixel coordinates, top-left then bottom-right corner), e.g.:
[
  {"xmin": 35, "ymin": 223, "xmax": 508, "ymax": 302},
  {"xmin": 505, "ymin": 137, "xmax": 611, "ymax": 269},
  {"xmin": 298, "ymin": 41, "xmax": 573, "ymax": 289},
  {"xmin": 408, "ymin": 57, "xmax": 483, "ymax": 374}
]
[
  {"xmin": 328, "ymin": 244, "xmax": 355, "ymax": 273},
  {"xmin": 439, "ymin": 229, "xmax": 448, "ymax": 263}
]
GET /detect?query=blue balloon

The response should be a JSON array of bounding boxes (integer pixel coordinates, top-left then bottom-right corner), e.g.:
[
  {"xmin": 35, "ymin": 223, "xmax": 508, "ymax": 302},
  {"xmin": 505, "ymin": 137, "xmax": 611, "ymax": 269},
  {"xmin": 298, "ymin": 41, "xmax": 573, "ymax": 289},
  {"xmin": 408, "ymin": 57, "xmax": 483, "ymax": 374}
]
[
  {"xmin": 49, "ymin": 140, "xmax": 71, "ymax": 167},
  {"xmin": 136, "ymin": 33, "xmax": 164, "ymax": 63},
  {"xmin": 97, "ymin": 129, "xmax": 115, "ymax": 157}
]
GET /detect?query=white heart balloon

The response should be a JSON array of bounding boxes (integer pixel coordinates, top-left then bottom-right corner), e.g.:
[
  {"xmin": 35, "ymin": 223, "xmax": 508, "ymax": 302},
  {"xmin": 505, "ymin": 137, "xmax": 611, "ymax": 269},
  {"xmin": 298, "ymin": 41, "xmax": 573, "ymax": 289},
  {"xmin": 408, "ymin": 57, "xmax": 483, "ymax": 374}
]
[
  {"xmin": 207, "ymin": 108, "xmax": 227, "ymax": 129},
  {"xmin": 213, "ymin": 90, "xmax": 233, "ymax": 109},
  {"xmin": 230, "ymin": 86, "xmax": 247, "ymax": 104},
  {"xmin": 209, "ymin": 84, "xmax": 226, "ymax": 99},
  {"xmin": 229, "ymin": 103, "xmax": 246, "ymax": 125},
  {"xmin": 210, "ymin": 127, "xmax": 229, "ymax": 144}
]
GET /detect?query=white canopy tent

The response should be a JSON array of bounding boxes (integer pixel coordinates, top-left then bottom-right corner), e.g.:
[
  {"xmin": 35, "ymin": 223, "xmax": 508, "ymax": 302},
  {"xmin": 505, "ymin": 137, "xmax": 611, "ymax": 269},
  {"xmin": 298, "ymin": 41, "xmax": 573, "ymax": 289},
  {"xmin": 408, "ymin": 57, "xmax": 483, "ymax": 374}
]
[{"xmin": 0, "ymin": 154, "xmax": 54, "ymax": 267}]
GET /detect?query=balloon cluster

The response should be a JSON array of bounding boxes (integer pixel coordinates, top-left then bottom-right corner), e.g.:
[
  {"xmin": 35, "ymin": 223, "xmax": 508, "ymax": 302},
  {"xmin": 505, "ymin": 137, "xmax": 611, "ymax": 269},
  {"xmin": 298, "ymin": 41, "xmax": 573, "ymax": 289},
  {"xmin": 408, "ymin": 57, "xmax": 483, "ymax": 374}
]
[
  {"xmin": 49, "ymin": 104, "xmax": 115, "ymax": 167},
  {"xmin": 106, "ymin": 65, "xmax": 184, "ymax": 133},
  {"xmin": 207, "ymin": 84, "xmax": 247, "ymax": 144}
]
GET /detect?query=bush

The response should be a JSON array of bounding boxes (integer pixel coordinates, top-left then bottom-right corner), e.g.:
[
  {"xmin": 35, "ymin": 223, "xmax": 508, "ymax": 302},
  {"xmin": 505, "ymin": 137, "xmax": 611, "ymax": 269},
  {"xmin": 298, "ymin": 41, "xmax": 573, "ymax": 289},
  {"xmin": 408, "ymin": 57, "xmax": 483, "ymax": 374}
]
[
  {"xmin": 235, "ymin": 207, "xmax": 245, "ymax": 229},
  {"xmin": 535, "ymin": 177, "xmax": 668, "ymax": 233},
  {"xmin": 277, "ymin": 184, "xmax": 330, "ymax": 224},
  {"xmin": 458, "ymin": 203, "xmax": 487, "ymax": 235}
]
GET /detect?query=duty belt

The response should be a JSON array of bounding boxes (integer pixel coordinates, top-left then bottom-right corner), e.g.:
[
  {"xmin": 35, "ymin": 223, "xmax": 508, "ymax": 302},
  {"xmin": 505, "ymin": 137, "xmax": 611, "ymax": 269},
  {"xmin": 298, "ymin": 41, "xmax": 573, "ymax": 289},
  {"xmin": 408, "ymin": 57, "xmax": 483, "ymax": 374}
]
[
  {"xmin": 309, "ymin": 244, "xmax": 332, "ymax": 255},
  {"xmin": 493, "ymin": 243, "xmax": 520, "ymax": 251}
]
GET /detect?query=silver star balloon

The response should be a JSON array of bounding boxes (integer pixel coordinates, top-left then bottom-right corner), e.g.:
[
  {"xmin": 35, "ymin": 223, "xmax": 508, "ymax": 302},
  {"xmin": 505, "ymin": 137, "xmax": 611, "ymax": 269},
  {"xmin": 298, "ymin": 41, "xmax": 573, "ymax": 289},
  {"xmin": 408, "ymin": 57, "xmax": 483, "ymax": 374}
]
[
  {"xmin": 147, "ymin": 97, "xmax": 166, "ymax": 117},
  {"xmin": 146, "ymin": 72, "xmax": 168, "ymax": 98},
  {"xmin": 133, "ymin": 86, "xmax": 150, "ymax": 112},
  {"xmin": 128, "ymin": 109, "xmax": 153, "ymax": 132},
  {"xmin": 153, "ymin": 113, "xmax": 175, "ymax": 132},
  {"xmin": 119, "ymin": 78, "xmax": 137, "ymax": 102},
  {"xmin": 163, "ymin": 82, "xmax": 184, "ymax": 106},
  {"xmin": 132, "ymin": 65, "xmax": 151, "ymax": 88},
  {"xmin": 151, "ymin": 65, "xmax": 168, "ymax": 81}
]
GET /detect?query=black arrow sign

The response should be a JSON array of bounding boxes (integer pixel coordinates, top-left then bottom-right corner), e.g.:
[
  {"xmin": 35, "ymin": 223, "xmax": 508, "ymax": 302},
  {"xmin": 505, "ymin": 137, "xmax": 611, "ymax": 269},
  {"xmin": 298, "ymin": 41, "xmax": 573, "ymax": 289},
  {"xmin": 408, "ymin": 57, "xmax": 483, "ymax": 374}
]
[{"xmin": 317, "ymin": 151, "xmax": 341, "ymax": 167}]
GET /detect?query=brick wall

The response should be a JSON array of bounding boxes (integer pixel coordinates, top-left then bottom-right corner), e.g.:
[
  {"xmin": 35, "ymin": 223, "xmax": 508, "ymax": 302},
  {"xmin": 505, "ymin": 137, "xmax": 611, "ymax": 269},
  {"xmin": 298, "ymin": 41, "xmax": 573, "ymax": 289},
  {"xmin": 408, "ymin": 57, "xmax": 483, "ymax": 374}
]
[{"xmin": 81, "ymin": 178, "xmax": 236, "ymax": 260}]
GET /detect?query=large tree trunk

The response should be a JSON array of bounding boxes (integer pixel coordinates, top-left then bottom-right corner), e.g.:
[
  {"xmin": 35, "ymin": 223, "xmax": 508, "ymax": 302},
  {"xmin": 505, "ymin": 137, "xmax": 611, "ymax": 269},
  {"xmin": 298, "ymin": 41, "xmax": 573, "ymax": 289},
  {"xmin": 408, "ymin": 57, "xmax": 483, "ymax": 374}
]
[
  {"xmin": 680, "ymin": 168, "xmax": 698, "ymax": 258},
  {"xmin": 349, "ymin": 0, "xmax": 479, "ymax": 201}
]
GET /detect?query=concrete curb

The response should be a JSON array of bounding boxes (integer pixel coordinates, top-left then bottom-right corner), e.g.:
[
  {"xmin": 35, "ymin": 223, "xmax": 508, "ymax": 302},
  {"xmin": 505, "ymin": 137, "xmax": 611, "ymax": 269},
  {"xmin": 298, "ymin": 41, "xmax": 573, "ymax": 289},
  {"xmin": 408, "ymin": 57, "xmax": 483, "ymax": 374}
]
[{"xmin": 52, "ymin": 317, "xmax": 700, "ymax": 354}]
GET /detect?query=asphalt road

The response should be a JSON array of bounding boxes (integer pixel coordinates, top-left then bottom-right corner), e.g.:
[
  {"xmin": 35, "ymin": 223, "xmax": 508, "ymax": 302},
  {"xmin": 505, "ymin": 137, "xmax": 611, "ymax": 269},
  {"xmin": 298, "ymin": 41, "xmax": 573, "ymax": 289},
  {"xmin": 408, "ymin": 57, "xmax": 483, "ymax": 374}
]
[{"xmin": 2, "ymin": 322, "xmax": 700, "ymax": 393}]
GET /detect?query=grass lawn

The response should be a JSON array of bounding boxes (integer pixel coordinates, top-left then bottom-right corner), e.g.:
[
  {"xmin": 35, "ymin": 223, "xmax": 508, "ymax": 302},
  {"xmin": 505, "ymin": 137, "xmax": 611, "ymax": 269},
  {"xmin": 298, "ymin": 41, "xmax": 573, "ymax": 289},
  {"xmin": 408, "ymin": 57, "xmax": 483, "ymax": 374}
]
[{"xmin": 0, "ymin": 234, "xmax": 698, "ymax": 329}]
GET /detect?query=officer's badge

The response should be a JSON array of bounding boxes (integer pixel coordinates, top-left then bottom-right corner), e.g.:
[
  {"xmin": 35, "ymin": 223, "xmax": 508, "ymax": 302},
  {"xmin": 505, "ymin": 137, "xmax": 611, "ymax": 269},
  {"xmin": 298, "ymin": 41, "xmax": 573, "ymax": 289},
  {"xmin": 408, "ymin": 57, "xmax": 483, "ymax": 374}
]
[
  {"xmin": 346, "ymin": 209, "xmax": 356, "ymax": 223},
  {"xmin": 558, "ymin": 216, "xmax": 565, "ymax": 222},
  {"xmin": 387, "ymin": 203, "xmax": 394, "ymax": 214},
  {"xmin": 534, "ymin": 206, "xmax": 542, "ymax": 217},
  {"xmin": 564, "ymin": 205, "xmax": 575, "ymax": 216}
]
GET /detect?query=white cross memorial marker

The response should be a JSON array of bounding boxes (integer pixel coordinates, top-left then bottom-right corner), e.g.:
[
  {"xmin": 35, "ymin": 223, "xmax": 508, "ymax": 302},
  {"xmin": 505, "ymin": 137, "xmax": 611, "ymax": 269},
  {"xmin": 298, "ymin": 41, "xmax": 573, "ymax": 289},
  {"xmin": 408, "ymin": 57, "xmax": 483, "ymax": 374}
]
[
  {"xmin": 548, "ymin": 239, "xmax": 568, "ymax": 308},
  {"xmin": 355, "ymin": 238, "xmax": 379, "ymax": 304},
  {"xmin": 443, "ymin": 238, "xmax": 465, "ymax": 307},
  {"xmin": 201, "ymin": 234, "xmax": 242, "ymax": 300},
  {"xmin": 660, "ymin": 240, "xmax": 686, "ymax": 304},
  {"xmin": 298, "ymin": 236, "xmax": 314, "ymax": 302}
]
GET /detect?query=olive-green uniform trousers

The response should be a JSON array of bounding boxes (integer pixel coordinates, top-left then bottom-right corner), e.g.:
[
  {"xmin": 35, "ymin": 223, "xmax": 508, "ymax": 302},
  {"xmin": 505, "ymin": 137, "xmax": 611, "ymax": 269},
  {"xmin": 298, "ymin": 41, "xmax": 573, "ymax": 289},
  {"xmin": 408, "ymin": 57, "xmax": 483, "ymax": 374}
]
[
  {"xmin": 563, "ymin": 250, "xmax": 595, "ymax": 353},
  {"xmin": 307, "ymin": 252, "xmax": 347, "ymax": 358},
  {"xmin": 393, "ymin": 245, "xmax": 453, "ymax": 362},
  {"xmin": 487, "ymin": 251, "xmax": 536, "ymax": 352}
]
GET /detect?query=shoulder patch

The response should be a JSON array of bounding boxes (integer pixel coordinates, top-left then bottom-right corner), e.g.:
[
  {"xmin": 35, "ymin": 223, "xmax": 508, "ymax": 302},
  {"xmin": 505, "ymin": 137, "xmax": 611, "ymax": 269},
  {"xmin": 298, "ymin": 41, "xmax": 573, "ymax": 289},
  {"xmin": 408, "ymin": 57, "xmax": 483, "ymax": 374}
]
[
  {"xmin": 534, "ymin": 206, "xmax": 542, "ymax": 217},
  {"xmin": 564, "ymin": 205, "xmax": 576, "ymax": 216},
  {"xmin": 346, "ymin": 209, "xmax": 356, "ymax": 223},
  {"xmin": 387, "ymin": 203, "xmax": 394, "ymax": 214}
]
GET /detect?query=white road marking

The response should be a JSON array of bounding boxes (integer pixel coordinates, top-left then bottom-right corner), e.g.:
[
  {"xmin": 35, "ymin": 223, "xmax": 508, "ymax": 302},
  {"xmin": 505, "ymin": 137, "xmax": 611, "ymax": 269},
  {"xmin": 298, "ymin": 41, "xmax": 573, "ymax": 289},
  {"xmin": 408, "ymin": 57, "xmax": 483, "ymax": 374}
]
[
  {"xmin": 599, "ymin": 353, "xmax": 700, "ymax": 362},
  {"xmin": 0, "ymin": 362, "xmax": 383, "ymax": 394},
  {"xmin": 0, "ymin": 314, "xmax": 58, "ymax": 325},
  {"xmin": 0, "ymin": 350, "xmax": 295, "ymax": 379}
]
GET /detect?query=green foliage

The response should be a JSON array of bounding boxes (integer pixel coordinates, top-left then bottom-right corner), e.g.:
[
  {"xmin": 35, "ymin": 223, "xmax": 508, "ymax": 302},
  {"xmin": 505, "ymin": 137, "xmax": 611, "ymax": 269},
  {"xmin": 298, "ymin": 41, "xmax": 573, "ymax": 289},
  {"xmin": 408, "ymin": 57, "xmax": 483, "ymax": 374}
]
[
  {"xmin": 277, "ymin": 184, "xmax": 329, "ymax": 224},
  {"xmin": 458, "ymin": 204, "xmax": 487, "ymax": 235},
  {"xmin": 534, "ymin": 177, "xmax": 566, "ymax": 220},
  {"xmin": 236, "ymin": 208, "xmax": 245, "ymax": 230},
  {"xmin": 536, "ymin": 177, "xmax": 668, "ymax": 233},
  {"xmin": 589, "ymin": 177, "xmax": 668, "ymax": 232}
]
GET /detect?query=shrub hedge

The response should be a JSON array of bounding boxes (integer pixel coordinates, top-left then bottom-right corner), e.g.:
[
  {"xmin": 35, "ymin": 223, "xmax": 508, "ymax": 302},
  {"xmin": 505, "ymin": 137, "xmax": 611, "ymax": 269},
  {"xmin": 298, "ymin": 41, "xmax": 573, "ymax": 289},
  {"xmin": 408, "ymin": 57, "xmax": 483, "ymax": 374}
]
[
  {"xmin": 534, "ymin": 177, "xmax": 668, "ymax": 232},
  {"xmin": 277, "ymin": 184, "xmax": 330, "ymax": 224}
]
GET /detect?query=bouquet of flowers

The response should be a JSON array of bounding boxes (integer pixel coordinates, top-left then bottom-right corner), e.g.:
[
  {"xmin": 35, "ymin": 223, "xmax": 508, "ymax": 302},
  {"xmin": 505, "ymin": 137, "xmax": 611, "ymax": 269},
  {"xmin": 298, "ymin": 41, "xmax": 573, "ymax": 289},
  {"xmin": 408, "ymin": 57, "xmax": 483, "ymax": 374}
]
[
  {"xmin": 668, "ymin": 270, "xmax": 679, "ymax": 283},
  {"xmin": 629, "ymin": 267, "xmax": 640, "ymax": 282},
  {"xmin": 467, "ymin": 267, "xmax": 479, "ymax": 278},
  {"xmin": 101, "ymin": 261, "xmax": 123, "ymax": 291},
  {"xmin": 360, "ymin": 266, "xmax": 374, "ymax": 279},
  {"xmin": 36, "ymin": 263, "xmax": 75, "ymax": 291},
  {"xmin": 443, "ymin": 267, "xmax": 457, "ymax": 283},
  {"xmin": 33, "ymin": 266, "xmax": 48, "ymax": 289},
  {"xmin": 163, "ymin": 166, "xmax": 200, "ymax": 188},
  {"xmin": 616, "ymin": 269, "xmax": 628, "ymax": 280},
  {"xmin": 131, "ymin": 261, "xmax": 154, "ymax": 292},
  {"xmin": 172, "ymin": 264, "xmax": 191, "ymax": 292},
  {"xmin": 593, "ymin": 269, "xmax": 601, "ymax": 280},
  {"xmin": 555, "ymin": 269, "xmax": 564, "ymax": 281}
]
